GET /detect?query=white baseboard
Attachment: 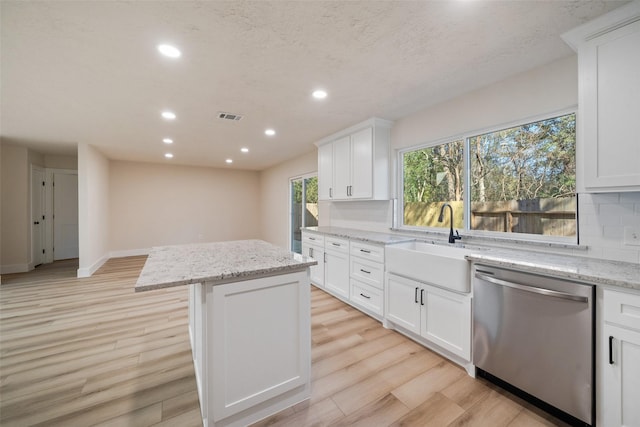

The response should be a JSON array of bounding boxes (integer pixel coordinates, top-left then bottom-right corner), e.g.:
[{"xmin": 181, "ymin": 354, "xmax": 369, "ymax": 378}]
[
  {"xmin": 109, "ymin": 248, "xmax": 150, "ymax": 258},
  {"xmin": 77, "ymin": 254, "xmax": 109, "ymax": 278},
  {"xmin": 76, "ymin": 248, "xmax": 150, "ymax": 278},
  {"xmin": 1, "ymin": 263, "xmax": 30, "ymax": 274}
]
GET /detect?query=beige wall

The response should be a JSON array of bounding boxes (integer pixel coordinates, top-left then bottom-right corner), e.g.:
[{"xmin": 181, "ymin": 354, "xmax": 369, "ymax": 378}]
[
  {"xmin": 109, "ymin": 160, "xmax": 261, "ymax": 253},
  {"xmin": 1, "ymin": 144, "xmax": 30, "ymax": 271},
  {"xmin": 78, "ymin": 144, "xmax": 110, "ymax": 277},
  {"xmin": 259, "ymin": 150, "xmax": 318, "ymax": 249},
  {"xmin": 45, "ymin": 154, "xmax": 78, "ymax": 170}
]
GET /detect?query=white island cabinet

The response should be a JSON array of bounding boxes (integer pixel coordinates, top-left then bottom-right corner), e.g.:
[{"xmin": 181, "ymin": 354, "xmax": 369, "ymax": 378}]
[{"xmin": 136, "ymin": 240, "xmax": 316, "ymax": 427}]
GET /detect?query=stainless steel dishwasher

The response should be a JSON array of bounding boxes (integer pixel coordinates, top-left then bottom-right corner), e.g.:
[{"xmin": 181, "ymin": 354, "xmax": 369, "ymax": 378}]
[{"xmin": 473, "ymin": 264, "xmax": 594, "ymax": 426}]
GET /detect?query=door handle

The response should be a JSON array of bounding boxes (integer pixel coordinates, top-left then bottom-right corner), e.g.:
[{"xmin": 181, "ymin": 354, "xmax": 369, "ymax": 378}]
[
  {"xmin": 33, "ymin": 221, "xmax": 40, "ymax": 225},
  {"xmin": 475, "ymin": 272, "xmax": 589, "ymax": 303},
  {"xmin": 609, "ymin": 336, "xmax": 614, "ymax": 364},
  {"xmin": 420, "ymin": 289, "xmax": 425, "ymax": 306},
  {"xmin": 414, "ymin": 287, "xmax": 419, "ymax": 304},
  {"xmin": 329, "ymin": 188, "xmax": 332, "ymax": 198}
]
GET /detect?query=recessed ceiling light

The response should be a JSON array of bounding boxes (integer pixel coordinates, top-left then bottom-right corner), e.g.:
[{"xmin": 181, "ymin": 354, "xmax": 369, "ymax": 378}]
[
  {"xmin": 164, "ymin": 153, "xmax": 174, "ymax": 159},
  {"xmin": 312, "ymin": 89, "xmax": 328, "ymax": 99},
  {"xmin": 161, "ymin": 111, "xmax": 176, "ymax": 120},
  {"xmin": 265, "ymin": 129, "xmax": 276, "ymax": 136},
  {"xmin": 157, "ymin": 44, "xmax": 181, "ymax": 58},
  {"xmin": 225, "ymin": 158, "xmax": 233, "ymax": 164},
  {"xmin": 241, "ymin": 147, "xmax": 249, "ymax": 153},
  {"xmin": 163, "ymin": 138, "xmax": 173, "ymax": 144}
]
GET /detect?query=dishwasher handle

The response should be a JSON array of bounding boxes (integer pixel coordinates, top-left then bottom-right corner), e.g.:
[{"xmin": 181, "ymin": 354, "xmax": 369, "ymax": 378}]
[{"xmin": 475, "ymin": 272, "xmax": 589, "ymax": 303}]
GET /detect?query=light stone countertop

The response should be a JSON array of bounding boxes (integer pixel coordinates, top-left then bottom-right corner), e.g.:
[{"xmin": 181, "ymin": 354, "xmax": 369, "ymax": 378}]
[
  {"xmin": 304, "ymin": 226, "xmax": 414, "ymax": 245},
  {"xmin": 304, "ymin": 226, "xmax": 639, "ymax": 292},
  {"xmin": 466, "ymin": 249, "xmax": 640, "ymax": 292},
  {"xmin": 135, "ymin": 239, "xmax": 317, "ymax": 292}
]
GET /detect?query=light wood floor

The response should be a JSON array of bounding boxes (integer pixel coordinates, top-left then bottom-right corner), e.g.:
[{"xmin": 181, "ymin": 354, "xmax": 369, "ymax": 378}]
[{"xmin": 0, "ymin": 257, "xmax": 567, "ymax": 426}]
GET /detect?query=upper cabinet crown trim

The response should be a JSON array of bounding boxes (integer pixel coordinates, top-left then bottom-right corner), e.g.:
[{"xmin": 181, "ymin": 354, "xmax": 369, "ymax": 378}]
[
  {"xmin": 561, "ymin": 0, "xmax": 640, "ymax": 50},
  {"xmin": 314, "ymin": 117, "xmax": 394, "ymax": 147}
]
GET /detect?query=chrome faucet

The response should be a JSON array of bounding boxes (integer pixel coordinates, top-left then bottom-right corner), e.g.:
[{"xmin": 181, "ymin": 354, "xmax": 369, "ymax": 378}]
[{"xmin": 438, "ymin": 203, "xmax": 462, "ymax": 244}]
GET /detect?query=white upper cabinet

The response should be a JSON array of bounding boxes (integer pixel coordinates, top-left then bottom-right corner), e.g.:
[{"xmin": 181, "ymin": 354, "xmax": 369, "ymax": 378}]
[
  {"xmin": 316, "ymin": 117, "xmax": 392, "ymax": 201},
  {"xmin": 318, "ymin": 143, "xmax": 334, "ymax": 200},
  {"xmin": 562, "ymin": 1, "xmax": 640, "ymax": 192}
]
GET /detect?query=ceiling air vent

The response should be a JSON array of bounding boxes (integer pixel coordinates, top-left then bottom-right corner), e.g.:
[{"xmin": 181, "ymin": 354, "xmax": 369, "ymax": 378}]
[{"xmin": 217, "ymin": 112, "xmax": 243, "ymax": 121}]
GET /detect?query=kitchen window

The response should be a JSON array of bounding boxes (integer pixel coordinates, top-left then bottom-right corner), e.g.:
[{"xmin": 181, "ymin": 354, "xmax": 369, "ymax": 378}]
[
  {"xmin": 290, "ymin": 174, "xmax": 318, "ymax": 253},
  {"xmin": 399, "ymin": 112, "xmax": 576, "ymax": 240}
]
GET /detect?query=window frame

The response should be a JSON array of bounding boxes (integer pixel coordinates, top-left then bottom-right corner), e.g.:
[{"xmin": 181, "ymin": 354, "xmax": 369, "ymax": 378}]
[
  {"xmin": 396, "ymin": 108, "xmax": 578, "ymax": 244},
  {"xmin": 289, "ymin": 172, "xmax": 318, "ymax": 253}
]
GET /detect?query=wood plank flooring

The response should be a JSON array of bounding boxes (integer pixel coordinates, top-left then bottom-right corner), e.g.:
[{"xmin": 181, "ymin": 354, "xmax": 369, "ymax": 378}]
[{"xmin": 0, "ymin": 256, "xmax": 567, "ymax": 426}]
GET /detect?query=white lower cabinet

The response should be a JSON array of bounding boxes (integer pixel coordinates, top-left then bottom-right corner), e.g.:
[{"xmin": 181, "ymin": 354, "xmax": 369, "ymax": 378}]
[
  {"xmin": 350, "ymin": 278, "xmax": 383, "ymax": 317},
  {"xmin": 601, "ymin": 289, "xmax": 640, "ymax": 427},
  {"xmin": 324, "ymin": 237, "xmax": 350, "ymax": 300},
  {"xmin": 386, "ymin": 273, "xmax": 471, "ymax": 361},
  {"xmin": 301, "ymin": 232, "xmax": 325, "ymax": 287}
]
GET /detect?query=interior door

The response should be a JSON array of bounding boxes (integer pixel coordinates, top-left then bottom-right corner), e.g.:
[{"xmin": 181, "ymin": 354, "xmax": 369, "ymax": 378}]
[
  {"xmin": 53, "ymin": 172, "xmax": 79, "ymax": 260},
  {"xmin": 31, "ymin": 166, "xmax": 46, "ymax": 267}
]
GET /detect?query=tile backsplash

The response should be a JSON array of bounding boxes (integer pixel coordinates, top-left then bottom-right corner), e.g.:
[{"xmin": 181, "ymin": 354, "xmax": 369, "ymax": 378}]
[{"xmin": 579, "ymin": 192, "xmax": 640, "ymax": 263}]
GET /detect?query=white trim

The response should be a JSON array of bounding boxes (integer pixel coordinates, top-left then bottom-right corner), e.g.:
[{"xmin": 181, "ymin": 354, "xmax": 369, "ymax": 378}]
[
  {"xmin": 77, "ymin": 253, "xmax": 108, "ymax": 278},
  {"xmin": 288, "ymin": 172, "xmax": 318, "ymax": 252},
  {"xmin": 45, "ymin": 168, "xmax": 79, "ymax": 263},
  {"xmin": 396, "ymin": 108, "xmax": 579, "ymax": 244},
  {"xmin": 110, "ymin": 248, "xmax": 150, "ymax": 258},
  {"xmin": 1, "ymin": 263, "xmax": 30, "ymax": 274}
]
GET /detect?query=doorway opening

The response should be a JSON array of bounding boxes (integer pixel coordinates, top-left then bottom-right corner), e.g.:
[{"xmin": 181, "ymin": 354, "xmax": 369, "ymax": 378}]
[{"xmin": 290, "ymin": 175, "xmax": 318, "ymax": 254}]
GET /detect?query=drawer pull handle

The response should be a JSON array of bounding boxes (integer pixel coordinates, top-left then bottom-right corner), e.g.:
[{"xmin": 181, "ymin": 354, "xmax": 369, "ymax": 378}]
[
  {"xmin": 360, "ymin": 293, "xmax": 371, "ymax": 299},
  {"xmin": 309, "ymin": 237, "xmax": 316, "ymax": 241},
  {"xmin": 332, "ymin": 243, "xmax": 341, "ymax": 247},
  {"xmin": 609, "ymin": 336, "xmax": 615, "ymax": 365},
  {"xmin": 360, "ymin": 269, "xmax": 371, "ymax": 274},
  {"xmin": 360, "ymin": 249, "xmax": 371, "ymax": 253}
]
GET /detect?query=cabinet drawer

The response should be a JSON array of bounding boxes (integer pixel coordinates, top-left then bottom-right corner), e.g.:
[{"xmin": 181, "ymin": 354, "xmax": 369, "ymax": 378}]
[
  {"xmin": 325, "ymin": 236, "xmax": 349, "ymax": 253},
  {"xmin": 302, "ymin": 232, "xmax": 324, "ymax": 246},
  {"xmin": 350, "ymin": 279, "xmax": 383, "ymax": 316},
  {"xmin": 350, "ymin": 240, "xmax": 384, "ymax": 263},
  {"xmin": 604, "ymin": 289, "xmax": 640, "ymax": 332},
  {"xmin": 350, "ymin": 257, "xmax": 383, "ymax": 289}
]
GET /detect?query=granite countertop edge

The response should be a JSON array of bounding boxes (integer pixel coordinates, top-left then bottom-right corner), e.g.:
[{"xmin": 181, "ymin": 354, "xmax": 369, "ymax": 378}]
[
  {"xmin": 304, "ymin": 226, "xmax": 414, "ymax": 245},
  {"xmin": 465, "ymin": 252, "xmax": 639, "ymax": 291},
  {"xmin": 135, "ymin": 263, "xmax": 314, "ymax": 292},
  {"xmin": 304, "ymin": 227, "xmax": 639, "ymax": 292},
  {"xmin": 135, "ymin": 239, "xmax": 317, "ymax": 292}
]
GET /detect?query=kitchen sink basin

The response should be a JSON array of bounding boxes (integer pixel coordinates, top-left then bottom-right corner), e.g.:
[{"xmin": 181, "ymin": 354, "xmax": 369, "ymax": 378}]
[{"xmin": 385, "ymin": 240, "xmax": 472, "ymax": 293}]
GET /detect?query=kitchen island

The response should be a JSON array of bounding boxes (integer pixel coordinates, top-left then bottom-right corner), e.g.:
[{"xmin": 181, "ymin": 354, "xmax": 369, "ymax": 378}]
[{"xmin": 136, "ymin": 240, "xmax": 317, "ymax": 427}]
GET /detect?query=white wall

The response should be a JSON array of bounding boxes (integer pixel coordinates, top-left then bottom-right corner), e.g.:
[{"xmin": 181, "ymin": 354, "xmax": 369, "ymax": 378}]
[
  {"xmin": 326, "ymin": 55, "xmax": 640, "ymax": 263},
  {"xmin": 330, "ymin": 56, "xmax": 579, "ymax": 234},
  {"xmin": 77, "ymin": 144, "xmax": 110, "ymax": 277},
  {"xmin": 259, "ymin": 150, "xmax": 318, "ymax": 249},
  {"xmin": 109, "ymin": 160, "xmax": 260, "ymax": 254}
]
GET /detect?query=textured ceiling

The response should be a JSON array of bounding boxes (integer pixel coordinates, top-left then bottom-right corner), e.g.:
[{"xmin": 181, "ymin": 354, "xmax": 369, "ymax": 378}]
[{"xmin": 0, "ymin": 0, "xmax": 627, "ymax": 170}]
